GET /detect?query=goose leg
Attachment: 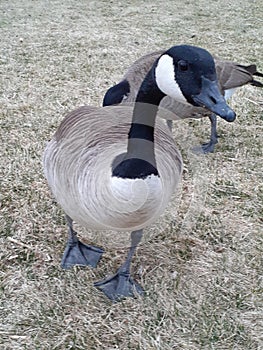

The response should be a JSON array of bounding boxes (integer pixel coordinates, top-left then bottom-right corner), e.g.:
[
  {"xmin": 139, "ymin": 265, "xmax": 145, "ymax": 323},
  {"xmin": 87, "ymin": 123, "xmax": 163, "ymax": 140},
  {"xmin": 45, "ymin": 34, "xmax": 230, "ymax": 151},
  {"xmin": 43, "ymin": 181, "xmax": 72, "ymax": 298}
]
[
  {"xmin": 192, "ymin": 114, "xmax": 219, "ymax": 154},
  {"xmin": 201, "ymin": 114, "xmax": 218, "ymax": 153},
  {"xmin": 94, "ymin": 229, "xmax": 144, "ymax": 302},
  {"xmin": 61, "ymin": 215, "xmax": 104, "ymax": 269}
]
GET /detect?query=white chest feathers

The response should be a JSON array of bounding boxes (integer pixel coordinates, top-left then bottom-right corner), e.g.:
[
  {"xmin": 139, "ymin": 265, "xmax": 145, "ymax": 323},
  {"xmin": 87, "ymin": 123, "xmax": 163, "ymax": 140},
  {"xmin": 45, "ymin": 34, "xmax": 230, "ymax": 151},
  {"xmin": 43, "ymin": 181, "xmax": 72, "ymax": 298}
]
[
  {"xmin": 110, "ymin": 174, "xmax": 162, "ymax": 211},
  {"xmin": 64, "ymin": 173, "xmax": 165, "ymax": 231},
  {"xmin": 102, "ymin": 174, "xmax": 164, "ymax": 230}
]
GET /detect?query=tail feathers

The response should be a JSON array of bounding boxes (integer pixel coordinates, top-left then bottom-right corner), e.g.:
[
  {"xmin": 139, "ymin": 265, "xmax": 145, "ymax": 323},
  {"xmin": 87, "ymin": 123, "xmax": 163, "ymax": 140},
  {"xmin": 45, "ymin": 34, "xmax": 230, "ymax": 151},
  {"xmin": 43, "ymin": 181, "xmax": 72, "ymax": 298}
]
[
  {"xmin": 236, "ymin": 64, "xmax": 263, "ymax": 87},
  {"xmin": 250, "ymin": 79, "xmax": 263, "ymax": 88},
  {"xmin": 253, "ymin": 71, "xmax": 263, "ymax": 78},
  {"xmin": 237, "ymin": 64, "xmax": 256, "ymax": 74},
  {"xmin": 237, "ymin": 64, "xmax": 263, "ymax": 76}
]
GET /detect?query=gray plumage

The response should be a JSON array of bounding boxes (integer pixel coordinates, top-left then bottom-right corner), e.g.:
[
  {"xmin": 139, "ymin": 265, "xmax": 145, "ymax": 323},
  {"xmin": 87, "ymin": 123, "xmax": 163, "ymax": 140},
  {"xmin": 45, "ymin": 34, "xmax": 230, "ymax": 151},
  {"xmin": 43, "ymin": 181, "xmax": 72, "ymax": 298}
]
[{"xmin": 44, "ymin": 105, "xmax": 182, "ymax": 231}]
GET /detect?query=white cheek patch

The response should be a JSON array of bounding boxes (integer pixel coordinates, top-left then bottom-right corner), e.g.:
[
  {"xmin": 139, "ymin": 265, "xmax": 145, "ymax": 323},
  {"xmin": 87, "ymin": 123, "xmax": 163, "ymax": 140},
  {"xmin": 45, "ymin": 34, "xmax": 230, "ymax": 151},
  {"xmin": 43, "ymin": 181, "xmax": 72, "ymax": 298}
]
[{"xmin": 155, "ymin": 54, "xmax": 187, "ymax": 104}]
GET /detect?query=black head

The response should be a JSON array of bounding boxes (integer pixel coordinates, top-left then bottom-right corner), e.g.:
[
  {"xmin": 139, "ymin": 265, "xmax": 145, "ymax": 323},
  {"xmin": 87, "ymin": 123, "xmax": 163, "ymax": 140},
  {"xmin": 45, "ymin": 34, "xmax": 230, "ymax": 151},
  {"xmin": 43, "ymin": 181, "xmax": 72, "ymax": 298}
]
[{"xmin": 155, "ymin": 45, "xmax": 236, "ymax": 122}]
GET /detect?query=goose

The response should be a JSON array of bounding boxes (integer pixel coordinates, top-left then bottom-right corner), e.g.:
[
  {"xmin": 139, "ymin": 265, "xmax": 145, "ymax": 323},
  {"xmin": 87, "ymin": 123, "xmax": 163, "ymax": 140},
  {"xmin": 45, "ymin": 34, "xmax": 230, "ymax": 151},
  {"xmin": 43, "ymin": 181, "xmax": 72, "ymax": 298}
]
[
  {"xmin": 44, "ymin": 45, "xmax": 235, "ymax": 302},
  {"xmin": 103, "ymin": 50, "xmax": 263, "ymax": 153}
]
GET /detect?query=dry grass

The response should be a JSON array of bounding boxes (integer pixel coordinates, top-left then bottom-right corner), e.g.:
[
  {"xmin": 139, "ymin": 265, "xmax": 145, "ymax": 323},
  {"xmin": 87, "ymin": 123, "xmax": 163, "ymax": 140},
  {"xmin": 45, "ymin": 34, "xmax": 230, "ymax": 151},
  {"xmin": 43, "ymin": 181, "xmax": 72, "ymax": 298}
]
[{"xmin": 0, "ymin": 0, "xmax": 262, "ymax": 349}]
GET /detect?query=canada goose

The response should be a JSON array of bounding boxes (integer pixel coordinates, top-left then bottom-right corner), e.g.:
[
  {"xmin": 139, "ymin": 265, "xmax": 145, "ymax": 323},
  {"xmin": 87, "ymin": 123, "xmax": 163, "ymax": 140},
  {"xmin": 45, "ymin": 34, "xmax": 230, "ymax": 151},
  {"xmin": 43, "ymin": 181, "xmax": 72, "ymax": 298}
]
[
  {"xmin": 44, "ymin": 45, "xmax": 235, "ymax": 302},
  {"xmin": 103, "ymin": 50, "xmax": 263, "ymax": 153}
]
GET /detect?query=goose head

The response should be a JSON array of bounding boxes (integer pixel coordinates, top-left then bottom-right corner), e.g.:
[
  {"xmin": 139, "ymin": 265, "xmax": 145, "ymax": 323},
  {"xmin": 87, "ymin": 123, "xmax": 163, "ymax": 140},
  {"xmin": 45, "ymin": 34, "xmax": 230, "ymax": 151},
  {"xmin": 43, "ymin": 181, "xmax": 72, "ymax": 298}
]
[{"xmin": 155, "ymin": 45, "xmax": 236, "ymax": 122}]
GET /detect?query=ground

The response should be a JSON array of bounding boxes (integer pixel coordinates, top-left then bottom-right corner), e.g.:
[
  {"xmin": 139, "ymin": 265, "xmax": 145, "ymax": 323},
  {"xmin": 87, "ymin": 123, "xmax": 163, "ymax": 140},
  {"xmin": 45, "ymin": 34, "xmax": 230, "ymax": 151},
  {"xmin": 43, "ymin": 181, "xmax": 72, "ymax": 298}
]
[{"xmin": 0, "ymin": 0, "xmax": 262, "ymax": 349}]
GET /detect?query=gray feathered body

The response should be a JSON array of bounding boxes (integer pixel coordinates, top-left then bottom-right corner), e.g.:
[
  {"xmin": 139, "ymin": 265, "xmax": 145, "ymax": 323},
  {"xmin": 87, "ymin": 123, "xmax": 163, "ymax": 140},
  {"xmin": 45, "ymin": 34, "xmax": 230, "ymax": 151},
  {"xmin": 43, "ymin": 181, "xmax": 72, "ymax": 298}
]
[{"xmin": 44, "ymin": 105, "xmax": 182, "ymax": 231}]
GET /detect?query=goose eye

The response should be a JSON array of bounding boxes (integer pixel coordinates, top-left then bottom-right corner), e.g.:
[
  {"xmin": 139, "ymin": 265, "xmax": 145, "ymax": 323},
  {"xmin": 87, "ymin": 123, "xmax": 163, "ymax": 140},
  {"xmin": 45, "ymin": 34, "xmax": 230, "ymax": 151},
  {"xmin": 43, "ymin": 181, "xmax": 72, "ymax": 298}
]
[{"xmin": 178, "ymin": 60, "xmax": 189, "ymax": 71}]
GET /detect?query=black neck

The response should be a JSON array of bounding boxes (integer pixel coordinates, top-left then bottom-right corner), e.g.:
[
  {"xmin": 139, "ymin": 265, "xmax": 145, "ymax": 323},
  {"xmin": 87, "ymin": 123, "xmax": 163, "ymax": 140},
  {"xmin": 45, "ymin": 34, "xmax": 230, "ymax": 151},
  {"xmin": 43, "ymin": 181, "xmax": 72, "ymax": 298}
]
[
  {"xmin": 112, "ymin": 67, "xmax": 166, "ymax": 179},
  {"xmin": 127, "ymin": 69, "xmax": 165, "ymax": 157}
]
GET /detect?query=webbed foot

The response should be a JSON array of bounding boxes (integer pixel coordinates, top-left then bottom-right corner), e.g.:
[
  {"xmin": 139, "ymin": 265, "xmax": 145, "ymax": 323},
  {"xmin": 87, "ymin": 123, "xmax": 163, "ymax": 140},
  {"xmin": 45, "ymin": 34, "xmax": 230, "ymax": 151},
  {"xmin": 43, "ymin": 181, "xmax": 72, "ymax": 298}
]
[
  {"xmin": 192, "ymin": 140, "xmax": 217, "ymax": 154},
  {"xmin": 61, "ymin": 240, "xmax": 104, "ymax": 269},
  {"xmin": 94, "ymin": 271, "xmax": 144, "ymax": 302},
  {"xmin": 94, "ymin": 230, "xmax": 144, "ymax": 302}
]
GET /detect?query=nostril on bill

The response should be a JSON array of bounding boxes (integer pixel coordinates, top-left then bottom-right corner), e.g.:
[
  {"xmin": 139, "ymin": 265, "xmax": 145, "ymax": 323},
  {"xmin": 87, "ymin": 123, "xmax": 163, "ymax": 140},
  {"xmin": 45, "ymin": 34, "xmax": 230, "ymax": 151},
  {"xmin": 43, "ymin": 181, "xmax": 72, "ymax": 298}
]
[{"xmin": 210, "ymin": 96, "xmax": 217, "ymax": 104}]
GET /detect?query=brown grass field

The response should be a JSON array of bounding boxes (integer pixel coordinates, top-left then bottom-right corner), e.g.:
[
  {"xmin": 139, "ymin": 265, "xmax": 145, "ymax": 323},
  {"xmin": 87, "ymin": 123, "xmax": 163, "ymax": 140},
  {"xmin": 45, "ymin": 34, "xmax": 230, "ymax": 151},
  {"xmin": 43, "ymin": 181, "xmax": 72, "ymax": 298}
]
[{"xmin": 0, "ymin": 0, "xmax": 262, "ymax": 349}]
